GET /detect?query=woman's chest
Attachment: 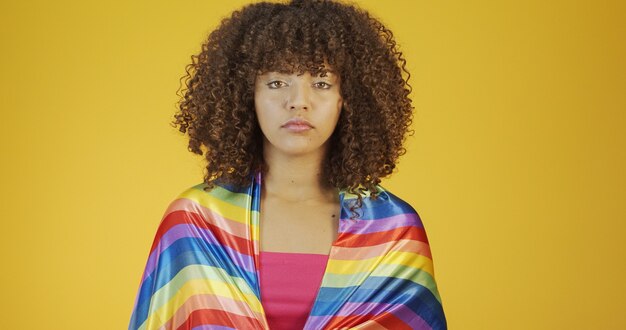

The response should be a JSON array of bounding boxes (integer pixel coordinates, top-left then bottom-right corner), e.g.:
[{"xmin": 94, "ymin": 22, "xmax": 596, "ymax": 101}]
[{"xmin": 259, "ymin": 200, "xmax": 340, "ymax": 255}]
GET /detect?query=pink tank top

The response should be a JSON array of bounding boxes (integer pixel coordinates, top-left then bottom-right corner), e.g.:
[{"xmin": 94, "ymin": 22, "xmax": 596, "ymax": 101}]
[{"xmin": 259, "ymin": 251, "xmax": 329, "ymax": 330}]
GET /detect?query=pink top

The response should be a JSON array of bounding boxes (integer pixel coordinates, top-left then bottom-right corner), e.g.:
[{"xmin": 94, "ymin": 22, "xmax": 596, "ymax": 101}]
[{"xmin": 259, "ymin": 251, "xmax": 329, "ymax": 330}]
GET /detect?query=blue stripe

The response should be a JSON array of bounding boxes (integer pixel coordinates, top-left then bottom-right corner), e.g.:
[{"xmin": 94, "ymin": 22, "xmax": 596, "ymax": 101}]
[
  {"xmin": 309, "ymin": 276, "xmax": 445, "ymax": 329},
  {"xmin": 342, "ymin": 189, "xmax": 420, "ymax": 221},
  {"xmin": 130, "ymin": 237, "xmax": 257, "ymax": 329},
  {"xmin": 352, "ymin": 277, "xmax": 445, "ymax": 328},
  {"xmin": 310, "ymin": 286, "xmax": 359, "ymax": 318}
]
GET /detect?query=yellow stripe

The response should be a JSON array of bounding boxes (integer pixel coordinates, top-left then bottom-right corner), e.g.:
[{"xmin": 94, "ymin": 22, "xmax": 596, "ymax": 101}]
[
  {"xmin": 323, "ymin": 253, "xmax": 434, "ymax": 286},
  {"xmin": 177, "ymin": 187, "xmax": 256, "ymax": 226},
  {"xmin": 326, "ymin": 256, "xmax": 379, "ymax": 275},
  {"xmin": 326, "ymin": 251, "xmax": 433, "ymax": 275},
  {"xmin": 144, "ymin": 265, "xmax": 256, "ymax": 314},
  {"xmin": 380, "ymin": 250, "xmax": 434, "ymax": 277},
  {"xmin": 371, "ymin": 262, "xmax": 442, "ymax": 303},
  {"xmin": 140, "ymin": 279, "xmax": 263, "ymax": 330},
  {"xmin": 139, "ymin": 266, "xmax": 262, "ymax": 330}
]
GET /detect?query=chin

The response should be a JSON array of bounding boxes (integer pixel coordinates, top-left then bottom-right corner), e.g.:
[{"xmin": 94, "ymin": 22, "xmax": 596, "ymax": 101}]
[
  {"xmin": 263, "ymin": 135, "xmax": 328, "ymax": 157},
  {"xmin": 276, "ymin": 143, "xmax": 324, "ymax": 156},
  {"xmin": 279, "ymin": 147, "xmax": 318, "ymax": 156}
]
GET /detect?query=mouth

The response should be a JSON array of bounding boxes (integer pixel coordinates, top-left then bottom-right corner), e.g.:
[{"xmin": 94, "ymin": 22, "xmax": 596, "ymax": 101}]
[{"xmin": 282, "ymin": 118, "xmax": 314, "ymax": 132}]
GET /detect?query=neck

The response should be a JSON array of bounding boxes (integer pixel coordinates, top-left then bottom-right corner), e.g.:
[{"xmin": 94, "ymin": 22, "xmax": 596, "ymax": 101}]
[{"xmin": 261, "ymin": 145, "xmax": 336, "ymax": 203}]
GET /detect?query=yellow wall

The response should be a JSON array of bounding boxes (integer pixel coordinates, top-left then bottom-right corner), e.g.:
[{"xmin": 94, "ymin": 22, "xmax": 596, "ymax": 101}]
[{"xmin": 1, "ymin": 0, "xmax": 624, "ymax": 329}]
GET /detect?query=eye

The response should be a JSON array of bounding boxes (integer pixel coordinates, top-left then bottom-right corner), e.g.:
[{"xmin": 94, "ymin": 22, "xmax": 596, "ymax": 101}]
[
  {"xmin": 267, "ymin": 81, "xmax": 286, "ymax": 89},
  {"xmin": 314, "ymin": 81, "xmax": 332, "ymax": 89}
]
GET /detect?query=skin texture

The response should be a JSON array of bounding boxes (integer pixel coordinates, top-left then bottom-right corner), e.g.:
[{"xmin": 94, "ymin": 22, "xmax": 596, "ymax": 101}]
[
  {"xmin": 173, "ymin": 0, "xmax": 414, "ymax": 215},
  {"xmin": 254, "ymin": 70, "xmax": 344, "ymax": 253},
  {"xmin": 254, "ymin": 71, "xmax": 343, "ymax": 158}
]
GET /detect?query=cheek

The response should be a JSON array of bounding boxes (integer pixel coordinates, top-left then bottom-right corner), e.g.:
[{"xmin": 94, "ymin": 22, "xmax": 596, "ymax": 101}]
[
  {"xmin": 254, "ymin": 107, "xmax": 281, "ymax": 140},
  {"xmin": 254, "ymin": 109, "xmax": 271, "ymax": 134},
  {"xmin": 320, "ymin": 104, "xmax": 342, "ymax": 134},
  {"xmin": 255, "ymin": 93, "xmax": 281, "ymax": 114},
  {"xmin": 254, "ymin": 95, "xmax": 272, "ymax": 125},
  {"xmin": 331, "ymin": 98, "xmax": 343, "ymax": 120}
]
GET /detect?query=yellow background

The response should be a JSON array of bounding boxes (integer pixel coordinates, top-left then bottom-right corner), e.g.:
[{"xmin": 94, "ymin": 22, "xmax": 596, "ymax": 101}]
[{"xmin": 1, "ymin": 0, "xmax": 624, "ymax": 329}]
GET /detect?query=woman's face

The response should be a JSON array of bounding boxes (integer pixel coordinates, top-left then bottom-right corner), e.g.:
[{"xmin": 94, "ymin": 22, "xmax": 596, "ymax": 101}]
[{"xmin": 254, "ymin": 70, "xmax": 343, "ymax": 158}]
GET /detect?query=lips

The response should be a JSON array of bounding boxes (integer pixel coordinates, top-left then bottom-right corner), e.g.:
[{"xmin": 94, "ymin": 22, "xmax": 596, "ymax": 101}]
[
  {"xmin": 283, "ymin": 118, "xmax": 313, "ymax": 128},
  {"xmin": 281, "ymin": 118, "xmax": 314, "ymax": 132}
]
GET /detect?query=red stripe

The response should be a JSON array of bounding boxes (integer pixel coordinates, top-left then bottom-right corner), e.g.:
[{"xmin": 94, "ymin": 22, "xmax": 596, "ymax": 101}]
[
  {"xmin": 335, "ymin": 226, "xmax": 429, "ymax": 247},
  {"xmin": 175, "ymin": 309, "xmax": 264, "ymax": 330},
  {"xmin": 149, "ymin": 210, "xmax": 252, "ymax": 257},
  {"xmin": 372, "ymin": 311, "xmax": 417, "ymax": 330}
]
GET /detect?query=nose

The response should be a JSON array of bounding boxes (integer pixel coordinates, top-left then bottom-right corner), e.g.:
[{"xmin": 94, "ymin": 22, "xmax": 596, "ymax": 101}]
[{"xmin": 287, "ymin": 81, "xmax": 310, "ymax": 111}]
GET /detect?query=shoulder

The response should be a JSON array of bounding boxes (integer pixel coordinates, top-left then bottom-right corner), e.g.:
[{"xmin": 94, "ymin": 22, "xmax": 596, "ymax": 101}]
[
  {"xmin": 338, "ymin": 185, "xmax": 433, "ymax": 249},
  {"xmin": 166, "ymin": 180, "xmax": 253, "ymax": 213},
  {"xmin": 342, "ymin": 185, "xmax": 424, "ymax": 226},
  {"xmin": 152, "ymin": 182, "xmax": 232, "ymax": 225}
]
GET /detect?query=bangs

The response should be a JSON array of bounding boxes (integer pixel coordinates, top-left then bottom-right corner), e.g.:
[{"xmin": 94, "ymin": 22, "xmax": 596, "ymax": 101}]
[
  {"xmin": 242, "ymin": 4, "xmax": 347, "ymax": 77},
  {"xmin": 257, "ymin": 55, "xmax": 336, "ymax": 77}
]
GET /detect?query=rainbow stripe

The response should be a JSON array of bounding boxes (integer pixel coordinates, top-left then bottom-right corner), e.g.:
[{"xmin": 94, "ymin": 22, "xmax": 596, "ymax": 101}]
[{"xmin": 129, "ymin": 172, "xmax": 446, "ymax": 329}]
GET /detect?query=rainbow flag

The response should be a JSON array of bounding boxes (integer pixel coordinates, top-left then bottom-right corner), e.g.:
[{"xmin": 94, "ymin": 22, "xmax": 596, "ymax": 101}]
[{"xmin": 129, "ymin": 172, "xmax": 446, "ymax": 329}]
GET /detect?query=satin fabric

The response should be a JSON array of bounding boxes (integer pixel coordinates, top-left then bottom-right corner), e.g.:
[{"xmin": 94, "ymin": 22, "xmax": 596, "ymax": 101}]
[{"xmin": 129, "ymin": 171, "xmax": 447, "ymax": 329}]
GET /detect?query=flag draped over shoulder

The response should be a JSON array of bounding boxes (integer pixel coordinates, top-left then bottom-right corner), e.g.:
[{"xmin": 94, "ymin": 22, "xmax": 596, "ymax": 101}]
[{"xmin": 129, "ymin": 171, "xmax": 447, "ymax": 329}]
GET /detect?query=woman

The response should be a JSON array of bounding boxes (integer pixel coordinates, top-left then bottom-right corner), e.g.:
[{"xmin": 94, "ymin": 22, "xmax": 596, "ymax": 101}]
[{"xmin": 129, "ymin": 0, "xmax": 446, "ymax": 329}]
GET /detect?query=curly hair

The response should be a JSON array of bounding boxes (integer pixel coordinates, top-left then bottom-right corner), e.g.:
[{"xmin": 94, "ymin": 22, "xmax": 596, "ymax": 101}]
[{"xmin": 172, "ymin": 0, "xmax": 414, "ymax": 209}]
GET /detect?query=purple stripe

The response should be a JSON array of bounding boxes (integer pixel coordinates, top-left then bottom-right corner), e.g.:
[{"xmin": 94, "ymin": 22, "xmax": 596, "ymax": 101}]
[
  {"xmin": 336, "ymin": 301, "xmax": 389, "ymax": 316},
  {"xmin": 303, "ymin": 315, "xmax": 333, "ymax": 330},
  {"xmin": 140, "ymin": 223, "xmax": 254, "ymax": 282},
  {"xmin": 390, "ymin": 303, "xmax": 432, "ymax": 330},
  {"xmin": 339, "ymin": 213, "xmax": 422, "ymax": 234}
]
